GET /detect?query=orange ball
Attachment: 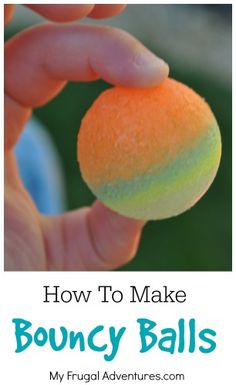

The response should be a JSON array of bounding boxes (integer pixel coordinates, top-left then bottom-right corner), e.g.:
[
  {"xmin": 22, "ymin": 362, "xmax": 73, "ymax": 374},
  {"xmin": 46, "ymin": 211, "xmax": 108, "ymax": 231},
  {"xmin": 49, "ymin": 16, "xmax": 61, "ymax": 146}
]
[{"xmin": 77, "ymin": 78, "xmax": 221, "ymax": 220}]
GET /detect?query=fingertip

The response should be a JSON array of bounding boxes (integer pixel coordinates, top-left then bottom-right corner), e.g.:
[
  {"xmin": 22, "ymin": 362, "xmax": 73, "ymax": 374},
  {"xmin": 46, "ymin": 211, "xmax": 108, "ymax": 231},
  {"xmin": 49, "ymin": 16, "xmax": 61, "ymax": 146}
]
[
  {"xmin": 88, "ymin": 4, "xmax": 126, "ymax": 19},
  {"xmin": 89, "ymin": 26, "xmax": 169, "ymax": 88},
  {"xmin": 88, "ymin": 201, "xmax": 145, "ymax": 269},
  {"xmin": 26, "ymin": 4, "xmax": 95, "ymax": 22},
  {"xmin": 123, "ymin": 49, "xmax": 170, "ymax": 87}
]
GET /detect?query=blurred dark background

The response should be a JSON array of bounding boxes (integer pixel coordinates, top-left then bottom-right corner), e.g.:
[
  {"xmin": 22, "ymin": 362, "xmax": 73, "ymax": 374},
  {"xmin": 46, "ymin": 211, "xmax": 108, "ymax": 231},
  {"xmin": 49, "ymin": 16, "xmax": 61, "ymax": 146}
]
[{"xmin": 5, "ymin": 4, "xmax": 232, "ymax": 271}]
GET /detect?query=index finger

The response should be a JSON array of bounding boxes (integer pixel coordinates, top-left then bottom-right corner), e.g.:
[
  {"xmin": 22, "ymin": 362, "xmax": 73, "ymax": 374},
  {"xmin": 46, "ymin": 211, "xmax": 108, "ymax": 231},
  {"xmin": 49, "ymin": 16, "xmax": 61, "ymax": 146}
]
[
  {"xmin": 5, "ymin": 24, "xmax": 169, "ymax": 150},
  {"xmin": 5, "ymin": 24, "xmax": 169, "ymax": 107}
]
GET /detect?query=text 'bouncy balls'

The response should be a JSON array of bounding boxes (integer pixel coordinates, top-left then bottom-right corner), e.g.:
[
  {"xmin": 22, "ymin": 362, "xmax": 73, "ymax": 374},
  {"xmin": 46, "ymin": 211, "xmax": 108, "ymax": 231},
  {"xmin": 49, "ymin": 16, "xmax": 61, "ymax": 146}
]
[{"xmin": 77, "ymin": 78, "xmax": 221, "ymax": 220}]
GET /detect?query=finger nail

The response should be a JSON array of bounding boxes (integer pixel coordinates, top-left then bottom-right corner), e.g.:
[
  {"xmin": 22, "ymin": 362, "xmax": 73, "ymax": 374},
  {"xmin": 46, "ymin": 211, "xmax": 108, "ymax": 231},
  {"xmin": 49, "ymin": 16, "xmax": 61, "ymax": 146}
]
[{"xmin": 134, "ymin": 49, "xmax": 169, "ymax": 84}]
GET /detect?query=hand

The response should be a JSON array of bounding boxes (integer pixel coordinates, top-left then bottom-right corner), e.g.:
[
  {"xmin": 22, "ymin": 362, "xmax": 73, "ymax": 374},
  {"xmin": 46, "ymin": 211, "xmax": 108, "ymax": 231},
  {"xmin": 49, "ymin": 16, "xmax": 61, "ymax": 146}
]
[{"xmin": 4, "ymin": 4, "xmax": 169, "ymax": 271}]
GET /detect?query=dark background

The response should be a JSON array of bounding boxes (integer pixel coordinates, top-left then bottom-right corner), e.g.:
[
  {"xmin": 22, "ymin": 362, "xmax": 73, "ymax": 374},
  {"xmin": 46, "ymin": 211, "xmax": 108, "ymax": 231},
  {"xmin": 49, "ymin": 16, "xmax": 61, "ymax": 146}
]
[{"xmin": 5, "ymin": 5, "xmax": 232, "ymax": 271}]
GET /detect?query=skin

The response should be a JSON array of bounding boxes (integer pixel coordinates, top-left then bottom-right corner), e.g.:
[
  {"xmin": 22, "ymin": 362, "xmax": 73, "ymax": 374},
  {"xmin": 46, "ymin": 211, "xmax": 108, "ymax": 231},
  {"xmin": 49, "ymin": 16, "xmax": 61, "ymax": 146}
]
[{"xmin": 4, "ymin": 4, "xmax": 169, "ymax": 271}]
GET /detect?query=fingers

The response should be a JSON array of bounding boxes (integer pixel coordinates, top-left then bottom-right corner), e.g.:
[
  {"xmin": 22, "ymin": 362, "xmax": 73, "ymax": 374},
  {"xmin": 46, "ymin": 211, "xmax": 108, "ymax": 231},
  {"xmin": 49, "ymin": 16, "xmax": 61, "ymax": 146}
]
[
  {"xmin": 5, "ymin": 4, "xmax": 126, "ymax": 28},
  {"xmin": 5, "ymin": 23, "xmax": 169, "ymax": 108},
  {"xmin": 88, "ymin": 5, "xmax": 127, "ymax": 19},
  {"xmin": 26, "ymin": 4, "xmax": 95, "ymax": 22},
  {"xmin": 5, "ymin": 23, "xmax": 168, "ymax": 151},
  {"xmin": 25, "ymin": 4, "xmax": 126, "ymax": 22},
  {"xmin": 4, "ymin": 95, "xmax": 31, "ymax": 151},
  {"xmin": 5, "ymin": 24, "xmax": 168, "ymax": 149},
  {"xmin": 4, "ymin": 4, "xmax": 15, "ymax": 26},
  {"xmin": 41, "ymin": 201, "xmax": 145, "ymax": 271}
]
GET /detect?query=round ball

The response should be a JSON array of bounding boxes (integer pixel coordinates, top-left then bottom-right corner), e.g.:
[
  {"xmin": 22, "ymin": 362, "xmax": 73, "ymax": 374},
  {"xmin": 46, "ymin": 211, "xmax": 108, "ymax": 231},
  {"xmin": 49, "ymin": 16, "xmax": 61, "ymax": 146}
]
[{"xmin": 77, "ymin": 78, "xmax": 221, "ymax": 220}]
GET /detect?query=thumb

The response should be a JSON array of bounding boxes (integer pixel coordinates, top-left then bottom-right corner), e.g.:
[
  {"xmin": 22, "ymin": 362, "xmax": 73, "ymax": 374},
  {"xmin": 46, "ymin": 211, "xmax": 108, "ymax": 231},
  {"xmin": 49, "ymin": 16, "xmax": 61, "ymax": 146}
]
[
  {"xmin": 87, "ymin": 201, "xmax": 145, "ymax": 269},
  {"xmin": 41, "ymin": 201, "xmax": 145, "ymax": 271}
]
